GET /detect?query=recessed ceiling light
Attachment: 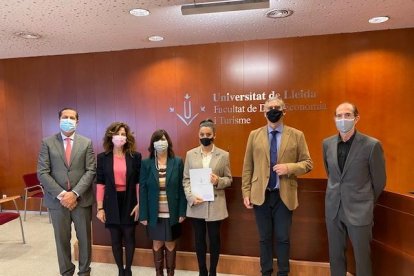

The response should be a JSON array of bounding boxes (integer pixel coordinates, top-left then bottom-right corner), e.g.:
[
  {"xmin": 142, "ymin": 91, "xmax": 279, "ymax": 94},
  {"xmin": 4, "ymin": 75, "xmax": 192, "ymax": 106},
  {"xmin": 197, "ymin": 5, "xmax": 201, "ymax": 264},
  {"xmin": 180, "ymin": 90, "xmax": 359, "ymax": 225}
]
[
  {"xmin": 129, "ymin": 8, "xmax": 150, "ymax": 17},
  {"xmin": 368, "ymin": 16, "xmax": 389, "ymax": 24},
  {"xmin": 15, "ymin": 32, "xmax": 41, "ymax": 39},
  {"xmin": 265, "ymin": 9, "xmax": 293, "ymax": 19},
  {"xmin": 148, "ymin": 35, "xmax": 164, "ymax": 42}
]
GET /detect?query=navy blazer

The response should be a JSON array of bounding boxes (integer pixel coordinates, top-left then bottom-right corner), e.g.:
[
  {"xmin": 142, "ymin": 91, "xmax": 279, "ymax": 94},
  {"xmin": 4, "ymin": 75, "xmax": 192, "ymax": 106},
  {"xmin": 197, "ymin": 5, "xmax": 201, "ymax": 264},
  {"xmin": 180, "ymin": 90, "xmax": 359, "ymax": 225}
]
[
  {"xmin": 139, "ymin": 156, "xmax": 187, "ymax": 227},
  {"xmin": 96, "ymin": 151, "xmax": 141, "ymax": 225}
]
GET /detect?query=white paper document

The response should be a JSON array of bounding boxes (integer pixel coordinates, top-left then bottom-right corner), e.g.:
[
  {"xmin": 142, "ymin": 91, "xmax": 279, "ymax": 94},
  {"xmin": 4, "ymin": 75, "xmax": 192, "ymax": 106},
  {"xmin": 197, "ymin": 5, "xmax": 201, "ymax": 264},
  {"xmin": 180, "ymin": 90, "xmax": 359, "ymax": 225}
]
[{"xmin": 189, "ymin": 168, "xmax": 214, "ymax": 201}]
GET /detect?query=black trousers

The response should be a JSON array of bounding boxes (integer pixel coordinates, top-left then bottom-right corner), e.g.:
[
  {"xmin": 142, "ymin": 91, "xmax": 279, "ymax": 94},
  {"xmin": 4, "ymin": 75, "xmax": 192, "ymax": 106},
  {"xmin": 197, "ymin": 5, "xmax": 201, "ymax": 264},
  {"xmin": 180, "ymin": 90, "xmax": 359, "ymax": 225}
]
[
  {"xmin": 192, "ymin": 218, "xmax": 222, "ymax": 276},
  {"xmin": 253, "ymin": 190, "xmax": 293, "ymax": 276}
]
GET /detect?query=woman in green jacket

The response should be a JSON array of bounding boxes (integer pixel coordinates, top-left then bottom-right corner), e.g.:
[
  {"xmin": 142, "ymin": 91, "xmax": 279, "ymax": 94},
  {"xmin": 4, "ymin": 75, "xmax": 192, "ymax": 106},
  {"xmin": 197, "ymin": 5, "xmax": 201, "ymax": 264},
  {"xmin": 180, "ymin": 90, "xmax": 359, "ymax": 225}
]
[{"xmin": 139, "ymin": 129, "xmax": 187, "ymax": 276}]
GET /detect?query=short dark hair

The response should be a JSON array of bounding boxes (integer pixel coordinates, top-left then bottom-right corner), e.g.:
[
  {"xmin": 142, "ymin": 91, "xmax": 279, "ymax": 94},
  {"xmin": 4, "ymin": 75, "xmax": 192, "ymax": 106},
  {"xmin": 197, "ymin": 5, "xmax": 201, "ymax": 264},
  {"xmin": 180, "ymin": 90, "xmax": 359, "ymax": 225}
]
[
  {"xmin": 102, "ymin": 122, "xmax": 136, "ymax": 156},
  {"xmin": 58, "ymin": 108, "xmax": 79, "ymax": 120},
  {"xmin": 351, "ymin": 103, "xmax": 359, "ymax": 117},
  {"xmin": 335, "ymin": 102, "xmax": 359, "ymax": 117},
  {"xmin": 199, "ymin": 118, "xmax": 216, "ymax": 134},
  {"xmin": 148, "ymin": 129, "xmax": 175, "ymax": 159}
]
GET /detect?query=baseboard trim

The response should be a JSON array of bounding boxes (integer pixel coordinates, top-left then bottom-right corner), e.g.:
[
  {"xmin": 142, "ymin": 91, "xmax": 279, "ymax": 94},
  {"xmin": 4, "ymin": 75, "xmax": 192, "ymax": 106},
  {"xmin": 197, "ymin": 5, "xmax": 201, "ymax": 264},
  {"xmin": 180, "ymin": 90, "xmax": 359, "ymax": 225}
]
[{"xmin": 74, "ymin": 243, "xmax": 353, "ymax": 275}]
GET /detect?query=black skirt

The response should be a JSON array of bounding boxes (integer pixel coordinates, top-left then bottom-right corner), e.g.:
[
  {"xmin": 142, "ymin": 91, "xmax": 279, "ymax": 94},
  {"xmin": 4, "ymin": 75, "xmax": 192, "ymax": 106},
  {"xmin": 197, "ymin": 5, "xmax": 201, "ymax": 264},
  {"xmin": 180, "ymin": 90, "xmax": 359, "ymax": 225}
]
[
  {"xmin": 147, "ymin": 218, "xmax": 182, "ymax": 241},
  {"xmin": 106, "ymin": 191, "xmax": 136, "ymax": 228}
]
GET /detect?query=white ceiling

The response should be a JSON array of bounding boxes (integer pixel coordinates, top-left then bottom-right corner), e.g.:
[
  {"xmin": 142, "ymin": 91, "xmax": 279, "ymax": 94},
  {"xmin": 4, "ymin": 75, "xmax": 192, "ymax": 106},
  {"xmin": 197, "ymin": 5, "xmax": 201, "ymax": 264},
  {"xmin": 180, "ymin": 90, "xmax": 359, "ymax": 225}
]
[{"xmin": 1, "ymin": 0, "xmax": 413, "ymax": 59}]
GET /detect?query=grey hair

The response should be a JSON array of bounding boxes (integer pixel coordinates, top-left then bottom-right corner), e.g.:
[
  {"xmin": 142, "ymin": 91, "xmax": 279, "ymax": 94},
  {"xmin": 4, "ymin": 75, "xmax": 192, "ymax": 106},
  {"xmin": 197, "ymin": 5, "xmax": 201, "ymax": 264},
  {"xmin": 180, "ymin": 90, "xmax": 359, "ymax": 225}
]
[{"xmin": 265, "ymin": 95, "xmax": 286, "ymax": 110}]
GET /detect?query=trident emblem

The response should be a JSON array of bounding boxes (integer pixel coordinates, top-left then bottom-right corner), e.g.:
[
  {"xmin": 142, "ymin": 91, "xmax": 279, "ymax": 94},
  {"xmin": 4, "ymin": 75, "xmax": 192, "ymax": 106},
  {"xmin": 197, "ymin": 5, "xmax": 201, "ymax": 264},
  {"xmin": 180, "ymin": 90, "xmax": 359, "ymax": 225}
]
[{"xmin": 169, "ymin": 93, "xmax": 205, "ymax": 126}]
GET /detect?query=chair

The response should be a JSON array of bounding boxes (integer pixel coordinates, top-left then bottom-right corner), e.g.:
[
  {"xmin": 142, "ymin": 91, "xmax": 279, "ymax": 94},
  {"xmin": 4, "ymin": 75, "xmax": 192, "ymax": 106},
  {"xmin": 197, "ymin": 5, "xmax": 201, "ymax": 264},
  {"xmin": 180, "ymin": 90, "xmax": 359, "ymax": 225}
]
[
  {"xmin": 0, "ymin": 196, "xmax": 26, "ymax": 243},
  {"xmin": 23, "ymin": 173, "xmax": 50, "ymax": 222}
]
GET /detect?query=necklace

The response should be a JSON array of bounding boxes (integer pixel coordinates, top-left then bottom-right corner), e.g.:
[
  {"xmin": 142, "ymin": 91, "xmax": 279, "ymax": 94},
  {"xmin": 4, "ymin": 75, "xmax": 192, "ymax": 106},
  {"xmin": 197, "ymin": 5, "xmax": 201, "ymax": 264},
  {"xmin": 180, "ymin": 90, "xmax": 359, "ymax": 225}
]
[{"xmin": 155, "ymin": 153, "xmax": 167, "ymax": 171}]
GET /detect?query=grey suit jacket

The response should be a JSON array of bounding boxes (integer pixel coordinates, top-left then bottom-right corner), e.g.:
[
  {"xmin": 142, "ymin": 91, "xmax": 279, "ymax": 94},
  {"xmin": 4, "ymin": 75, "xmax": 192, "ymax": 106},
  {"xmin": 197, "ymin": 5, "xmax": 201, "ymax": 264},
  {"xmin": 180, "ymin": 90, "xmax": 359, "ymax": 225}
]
[
  {"xmin": 323, "ymin": 131, "xmax": 386, "ymax": 226},
  {"xmin": 37, "ymin": 133, "xmax": 96, "ymax": 209},
  {"xmin": 183, "ymin": 146, "xmax": 232, "ymax": 221}
]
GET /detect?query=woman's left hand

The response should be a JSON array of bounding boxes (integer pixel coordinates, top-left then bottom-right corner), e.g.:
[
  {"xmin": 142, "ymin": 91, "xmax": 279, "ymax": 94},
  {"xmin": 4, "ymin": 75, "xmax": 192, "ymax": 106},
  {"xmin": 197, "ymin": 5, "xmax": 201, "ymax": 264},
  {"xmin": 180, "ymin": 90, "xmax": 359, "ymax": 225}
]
[
  {"xmin": 179, "ymin": 216, "xmax": 186, "ymax": 223},
  {"xmin": 130, "ymin": 204, "xmax": 139, "ymax": 221},
  {"xmin": 210, "ymin": 173, "xmax": 219, "ymax": 186}
]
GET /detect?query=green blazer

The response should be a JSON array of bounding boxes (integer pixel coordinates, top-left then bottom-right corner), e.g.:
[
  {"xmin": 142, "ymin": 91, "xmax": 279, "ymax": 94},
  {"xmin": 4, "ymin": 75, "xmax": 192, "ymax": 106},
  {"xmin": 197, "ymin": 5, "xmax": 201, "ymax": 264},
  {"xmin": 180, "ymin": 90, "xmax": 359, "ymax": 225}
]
[{"xmin": 139, "ymin": 156, "xmax": 187, "ymax": 227}]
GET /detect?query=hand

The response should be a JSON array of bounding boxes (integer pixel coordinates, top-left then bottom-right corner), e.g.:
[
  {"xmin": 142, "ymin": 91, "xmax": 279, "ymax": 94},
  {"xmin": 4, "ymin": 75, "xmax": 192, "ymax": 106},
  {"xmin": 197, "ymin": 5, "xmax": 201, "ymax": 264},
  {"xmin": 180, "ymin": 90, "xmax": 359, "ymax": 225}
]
[
  {"xmin": 130, "ymin": 204, "xmax": 139, "ymax": 221},
  {"xmin": 96, "ymin": 209, "xmax": 106, "ymax": 223},
  {"xmin": 140, "ymin": 220, "xmax": 148, "ymax": 226},
  {"xmin": 210, "ymin": 173, "xmax": 219, "ymax": 186},
  {"xmin": 60, "ymin": 191, "xmax": 77, "ymax": 210},
  {"xmin": 274, "ymin": 164, "xmax": 289, "ymax": 176},
  {"xmin": 193, "ymin": 196, "xmax": 204, "ymax": 205},
  {"xmin": 67, "ymin": 201, "xmax": 77, "ymax": 211},
  {"xmin": 179, "ymin": 216, "xmax": 186, "ymax": 223},
  {"xmin": 243, "ymin": 197, "xmax": 253, "ymax": 209}
]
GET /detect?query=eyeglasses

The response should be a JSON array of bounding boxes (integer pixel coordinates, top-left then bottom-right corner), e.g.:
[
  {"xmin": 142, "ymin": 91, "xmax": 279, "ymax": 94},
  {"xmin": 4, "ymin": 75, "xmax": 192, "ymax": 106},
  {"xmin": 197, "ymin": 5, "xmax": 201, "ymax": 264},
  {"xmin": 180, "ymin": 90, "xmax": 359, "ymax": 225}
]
[
  {"xmin": 266, "ymin": 105, "xmax": 281, "ymax": 111},
  {"xmin": 335, "ymin": 113, "xmax": 355, "ymax": 120}
]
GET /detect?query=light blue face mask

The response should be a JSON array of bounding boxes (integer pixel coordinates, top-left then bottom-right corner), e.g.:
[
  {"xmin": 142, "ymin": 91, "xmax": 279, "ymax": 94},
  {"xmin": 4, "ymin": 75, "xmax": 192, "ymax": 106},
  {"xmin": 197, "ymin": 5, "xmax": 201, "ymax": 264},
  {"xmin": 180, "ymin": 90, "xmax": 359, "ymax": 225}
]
[
  {"xmin": 335, "ymin": 118, "xmax": 355, "ymax": 133},
  {"xmin": 60, "ymin": 119, "xmax": 77, "ymax": 133}
]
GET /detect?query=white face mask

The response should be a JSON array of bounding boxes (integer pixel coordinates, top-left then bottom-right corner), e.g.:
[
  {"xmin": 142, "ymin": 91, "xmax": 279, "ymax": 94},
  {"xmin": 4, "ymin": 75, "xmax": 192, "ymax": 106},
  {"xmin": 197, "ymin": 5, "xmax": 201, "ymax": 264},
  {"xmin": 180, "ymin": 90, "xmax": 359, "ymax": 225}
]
[
  {"xmin": 112, "ymin": 135, "xmax": 127, "ymax": 147},
  {"xmin": 153, "ymin": 140, "xmax": 168, "ymax": 153},
  {"xmin": 335, "ymin": 118, "xmax": 355, "ymax": 133}
]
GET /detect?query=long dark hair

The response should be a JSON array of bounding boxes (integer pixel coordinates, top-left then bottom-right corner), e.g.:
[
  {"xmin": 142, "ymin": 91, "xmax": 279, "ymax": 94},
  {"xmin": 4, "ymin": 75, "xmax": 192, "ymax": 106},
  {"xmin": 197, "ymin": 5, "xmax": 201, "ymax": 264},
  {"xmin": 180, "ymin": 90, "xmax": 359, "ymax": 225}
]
[
  {"xmin": 148, "ymin": 129, "xmax": 175, "ymax": 159},
  {"xmin": 103, "ymin": 122, "xmax": 136, "ymax": 156}
]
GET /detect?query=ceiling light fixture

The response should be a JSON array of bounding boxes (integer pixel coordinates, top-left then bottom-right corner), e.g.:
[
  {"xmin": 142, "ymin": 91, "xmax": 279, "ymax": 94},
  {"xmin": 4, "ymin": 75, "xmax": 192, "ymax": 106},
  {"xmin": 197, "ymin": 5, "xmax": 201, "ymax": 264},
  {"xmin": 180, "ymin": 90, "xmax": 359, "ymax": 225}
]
[
  {"xmin": 129, "ymin": 8, "xmax": 150, "ymax": 17},
  {"xmin": 368, "ymin": 16, "xmax": 389, "ymax": 24},
  {"xmin": 148, "ymin": 35, "xmax": 164, "ymax": 42},
  {"xmin": 181, "ymin": 0, "xmax": 269, "ymax": 15},
  {"xmin": 265, "ymin": 9, "xmax": 293, "ymax": 19},
  {"xmin": 15, "ymin": 32, "xmax": 41, "ymax": 39}
]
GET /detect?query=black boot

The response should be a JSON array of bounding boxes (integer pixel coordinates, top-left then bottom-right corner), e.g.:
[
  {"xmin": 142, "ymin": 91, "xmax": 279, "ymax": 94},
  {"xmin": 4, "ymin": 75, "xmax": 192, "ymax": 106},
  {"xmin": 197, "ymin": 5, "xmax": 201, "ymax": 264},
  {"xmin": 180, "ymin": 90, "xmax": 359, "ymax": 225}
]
[{"xmin": 118, "ymin": 268, "xmax": 125, "ymax": 276}]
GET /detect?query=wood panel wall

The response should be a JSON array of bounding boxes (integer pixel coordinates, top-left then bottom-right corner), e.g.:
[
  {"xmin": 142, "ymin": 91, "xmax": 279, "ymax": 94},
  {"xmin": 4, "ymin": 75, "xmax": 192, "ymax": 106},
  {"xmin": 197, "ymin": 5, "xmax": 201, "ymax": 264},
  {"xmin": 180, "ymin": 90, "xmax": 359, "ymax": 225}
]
[{"xmin": 0, "ymin": 28, "xmax": 413, "ymax": 205}]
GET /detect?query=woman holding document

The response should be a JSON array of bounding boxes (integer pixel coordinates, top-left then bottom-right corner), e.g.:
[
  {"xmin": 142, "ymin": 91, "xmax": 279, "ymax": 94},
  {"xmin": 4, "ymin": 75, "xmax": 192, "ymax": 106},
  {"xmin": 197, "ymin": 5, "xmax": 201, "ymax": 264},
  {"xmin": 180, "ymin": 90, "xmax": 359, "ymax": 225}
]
[
  {"xmin": 183, "ymin": 119, "xmax": 232, "ymax": 276},
  {"xmin": 139, "ymin": 129, "xmax": 187, "ymax": 276}
]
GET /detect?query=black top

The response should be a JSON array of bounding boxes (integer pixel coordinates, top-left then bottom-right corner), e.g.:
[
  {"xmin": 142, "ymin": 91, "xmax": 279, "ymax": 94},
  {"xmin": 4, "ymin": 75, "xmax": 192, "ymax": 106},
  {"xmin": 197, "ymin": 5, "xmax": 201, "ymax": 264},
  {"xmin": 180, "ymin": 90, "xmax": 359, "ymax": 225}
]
[
  {"xmin": 337, "ymin": 131, "xmax": 356, "ymax": 173},
  {"xmin": 96, "ymin": 151, "xmax": 141, "ymax": 225}
]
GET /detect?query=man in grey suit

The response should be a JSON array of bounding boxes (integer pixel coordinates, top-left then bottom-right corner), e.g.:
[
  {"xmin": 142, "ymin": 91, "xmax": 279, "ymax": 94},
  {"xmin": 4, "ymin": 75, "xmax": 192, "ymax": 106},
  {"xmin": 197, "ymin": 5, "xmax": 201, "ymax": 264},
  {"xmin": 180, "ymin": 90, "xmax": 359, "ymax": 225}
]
[
  {"xmin": 38, "ymin": 108, "xmax": 96, "ymax": 276},
  {"xmin": 323, "ymin": 102, "xmax": 386, "ymax": 276}
]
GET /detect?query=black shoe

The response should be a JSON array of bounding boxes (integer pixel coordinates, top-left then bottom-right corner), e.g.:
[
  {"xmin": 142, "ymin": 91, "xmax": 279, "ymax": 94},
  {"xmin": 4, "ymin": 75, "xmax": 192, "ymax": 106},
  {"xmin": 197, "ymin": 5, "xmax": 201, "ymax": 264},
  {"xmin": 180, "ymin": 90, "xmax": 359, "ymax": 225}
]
[
  {"xmin": 124, "ymin": 267, "xmax": 132, "ymax": 276},
  {"xmin": 118, "ymin": 268, "xmax": 125, "ymax": 276},
  {"xmin": 199, "ymin": 270, "xmax": 208, "ymax": 276}
]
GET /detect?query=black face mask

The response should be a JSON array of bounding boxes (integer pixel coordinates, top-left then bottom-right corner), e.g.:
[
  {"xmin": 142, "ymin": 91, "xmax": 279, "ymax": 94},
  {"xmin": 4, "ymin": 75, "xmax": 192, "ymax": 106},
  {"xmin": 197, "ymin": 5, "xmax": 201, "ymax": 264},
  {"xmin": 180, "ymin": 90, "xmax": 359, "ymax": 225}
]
[
  {"xmin": 266, "ymin": 109, "xmax": 283, "ymax": 123},
  {"xmin": 200, "ymin": 137, "xmax": 214, "ymax": 147}
]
